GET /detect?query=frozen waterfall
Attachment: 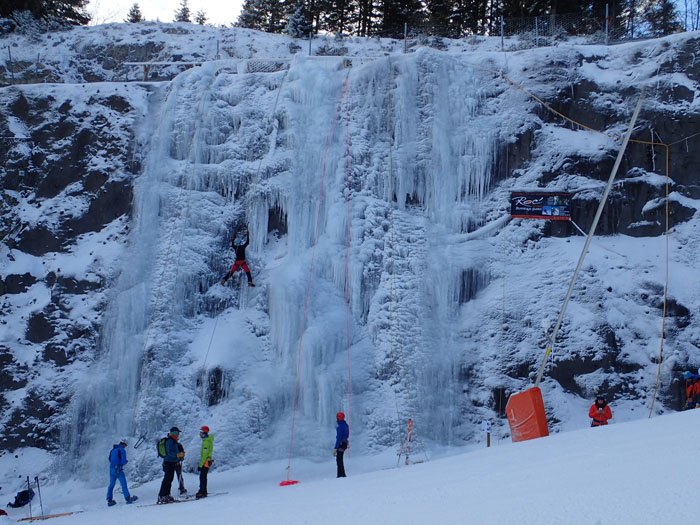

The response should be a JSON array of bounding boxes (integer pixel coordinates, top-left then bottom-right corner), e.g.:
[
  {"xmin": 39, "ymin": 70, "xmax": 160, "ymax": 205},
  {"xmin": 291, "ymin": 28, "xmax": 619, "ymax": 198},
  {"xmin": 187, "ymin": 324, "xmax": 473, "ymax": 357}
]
[{"xmin": 66, "ymin": 51, "xmax": 522, "ymax": 482}]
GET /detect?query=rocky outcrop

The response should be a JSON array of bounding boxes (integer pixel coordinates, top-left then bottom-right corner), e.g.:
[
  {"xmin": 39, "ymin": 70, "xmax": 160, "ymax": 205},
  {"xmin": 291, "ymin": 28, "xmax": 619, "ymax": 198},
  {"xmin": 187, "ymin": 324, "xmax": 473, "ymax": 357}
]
[{"xmin": 0, "ymin": 83, "xmax": 146, "ymax": 450}]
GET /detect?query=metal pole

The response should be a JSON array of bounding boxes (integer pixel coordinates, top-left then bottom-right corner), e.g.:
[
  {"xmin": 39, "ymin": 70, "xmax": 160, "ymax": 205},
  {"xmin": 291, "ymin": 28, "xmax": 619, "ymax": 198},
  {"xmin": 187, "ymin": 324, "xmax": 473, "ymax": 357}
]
[
  {"xmin": 605, "ymin": 4, "xmax": 610, "ymax": 45},
  {"xmin": 27, "ymin": 476, "xmax": 32, "ymax": 519},
  {"xmin": 534, "ymin": 90, "xmax": 646, "ymax": 388},
  {"xmin": 35, "ymin": 476, "xmax": 44, "ymax": 517},
  {"xmin": 500, "ymin": 16, "xmax": 505, "ymax": 51},
  {"xmin": 404, "ymin": 23, "xmax": 408, "ymax": 54},
  {"xmin": 308, "ymin": 32, "xmax": 312, "ymax": 56}
]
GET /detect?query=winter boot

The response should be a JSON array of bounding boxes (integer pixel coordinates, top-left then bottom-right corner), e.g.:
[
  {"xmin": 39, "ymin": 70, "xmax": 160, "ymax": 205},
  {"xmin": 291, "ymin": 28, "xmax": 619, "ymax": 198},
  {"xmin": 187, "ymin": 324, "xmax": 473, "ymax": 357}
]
[
  {"xmin": 179, "ymin": 487, "xmax": 187, "ymax": 496},
  {"xmin": 126, "ymin": 496, "xmax": 138, "ymax": 504},
  {"xmin": 158, "ymin": 495, "xmax": 175, "ymax": 504},
  {"xmin": 248, "ymin": 281, "xmax": 255, "ymax": 287},
  {"xmin": 107, "ymin": 499, "xmax": 116, "ymax": 507},
  {"xmin": 195, "ymin": 492, "xmax": 207, "ymax": 499}
]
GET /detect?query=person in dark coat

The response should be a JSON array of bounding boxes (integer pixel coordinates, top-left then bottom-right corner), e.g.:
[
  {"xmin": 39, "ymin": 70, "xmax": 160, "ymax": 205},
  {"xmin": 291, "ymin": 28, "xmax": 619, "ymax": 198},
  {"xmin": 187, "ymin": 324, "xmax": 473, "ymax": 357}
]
[
  {"xmin": 106, "ymin": 440, "xmax": 138, "ymax": 506},
  {"xmin": 158, "ymin": 427, "xmax": 181, "ymax": 503},
  {"xmin": 7, "ymin": 488, "xmax": 33, "ymax": 508},
  {"xmin": 589, "ymin": 396, "xmax": 612, "ymax": 427},
  {"xmin": 221, "ymin": 229, "xmax": 255, "ymax": 287},
  {"xmin": 333, "ymin": 412, "xmax": 349, "ymax": 478}
]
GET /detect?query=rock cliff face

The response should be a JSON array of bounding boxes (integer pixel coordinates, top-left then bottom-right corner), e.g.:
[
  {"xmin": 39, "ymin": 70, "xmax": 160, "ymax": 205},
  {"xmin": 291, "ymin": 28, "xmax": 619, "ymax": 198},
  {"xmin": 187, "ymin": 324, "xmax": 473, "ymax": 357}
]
[
  {"xmin": 0, "ymin": 82, "xmax": 150, "ymax": 450},
  {"xmin": 0, "ymin": 25, "xmax": 698, "ymax": 465}
]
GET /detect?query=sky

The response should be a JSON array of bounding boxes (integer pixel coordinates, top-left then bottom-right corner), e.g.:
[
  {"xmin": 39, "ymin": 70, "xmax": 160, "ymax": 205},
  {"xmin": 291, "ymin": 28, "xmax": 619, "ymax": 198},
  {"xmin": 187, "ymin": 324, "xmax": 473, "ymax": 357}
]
[{"xmin": 87, "ymin": 0, "xmax": 244, "ymax": 26}]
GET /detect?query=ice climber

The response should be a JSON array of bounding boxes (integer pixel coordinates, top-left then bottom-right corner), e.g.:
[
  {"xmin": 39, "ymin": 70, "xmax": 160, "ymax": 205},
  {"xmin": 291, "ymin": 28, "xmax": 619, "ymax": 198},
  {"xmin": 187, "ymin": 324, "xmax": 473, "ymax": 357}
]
[
  {"xmin": 196, "ymin": 425, "xmax": 214, "ymax": 499},
  {"xmin": 107, "ymin": 440, "xmax": 138, "ymax": 506},
  {"xmin": 589, "ymin": 396, "xmax": 612, "ymax": 427},
  {"xmin": 221, "ymin": 228, "xmax": 255, "ymax": 287},
  {"xmin": 158, "ymin": 427, "xmax": 181, "ymax": 504},
  {"xmin": 333, "ymin": 412, "xmax": 349, "ymax": 478},
  {"xmin": 683, "ymin": 371, "xmax": 700, "ymax": 409}
]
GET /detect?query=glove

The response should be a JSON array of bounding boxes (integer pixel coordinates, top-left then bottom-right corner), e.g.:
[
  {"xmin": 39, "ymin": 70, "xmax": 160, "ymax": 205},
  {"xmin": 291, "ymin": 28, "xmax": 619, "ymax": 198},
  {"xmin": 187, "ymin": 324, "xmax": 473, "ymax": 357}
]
[
  {"xmin": 598, "ymin": 408, "xmax": 603, "ymax": 413},
  {"xmin": 332, "ymin": 449, "xmax": 337, "ymax": 457},
  {"xmin": 204, "ymin": 460, "xmax": 212, "ymax": 468},
  {"xmin": 177, "ymin": 451, "xmax": 185, "ymax": 459}
]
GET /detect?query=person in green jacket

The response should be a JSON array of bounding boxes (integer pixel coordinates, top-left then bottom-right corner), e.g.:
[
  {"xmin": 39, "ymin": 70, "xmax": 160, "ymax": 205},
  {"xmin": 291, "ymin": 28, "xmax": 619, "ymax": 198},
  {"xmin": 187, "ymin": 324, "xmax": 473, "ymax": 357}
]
[{"xmin": 196, "ymin": 425, "xmax": 214, "ymax": 499}]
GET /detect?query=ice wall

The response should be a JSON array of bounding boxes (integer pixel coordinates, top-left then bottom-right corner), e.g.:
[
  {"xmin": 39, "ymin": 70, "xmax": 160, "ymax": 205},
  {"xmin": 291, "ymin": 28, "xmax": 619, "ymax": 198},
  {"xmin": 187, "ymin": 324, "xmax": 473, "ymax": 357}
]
[{"xmin": 68, "ymin": 50, "xmax": 522, "ymax": 481}]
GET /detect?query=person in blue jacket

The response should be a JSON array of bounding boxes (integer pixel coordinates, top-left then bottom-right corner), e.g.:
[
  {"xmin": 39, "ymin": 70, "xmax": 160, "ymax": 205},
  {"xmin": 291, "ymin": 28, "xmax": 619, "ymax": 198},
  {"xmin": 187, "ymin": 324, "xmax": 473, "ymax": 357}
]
[
  {"xmin": 158, "ymin": 427, "xmax": 182, "ymax": 504},
  {"xmin": 333, "ymin": 412, "xmax": 349, "ymax": 478},
  {"xmin": 107, "ymin": 440, "xmax": 138, "ymax": 506}
]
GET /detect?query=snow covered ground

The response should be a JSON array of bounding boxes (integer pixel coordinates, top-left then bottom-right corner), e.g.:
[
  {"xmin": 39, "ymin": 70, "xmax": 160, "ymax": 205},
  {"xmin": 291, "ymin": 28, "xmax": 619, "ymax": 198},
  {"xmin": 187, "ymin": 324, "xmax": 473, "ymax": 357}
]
[{"xmin": 2, "ymin": 409, "xmax": 698, "ymax": 524}]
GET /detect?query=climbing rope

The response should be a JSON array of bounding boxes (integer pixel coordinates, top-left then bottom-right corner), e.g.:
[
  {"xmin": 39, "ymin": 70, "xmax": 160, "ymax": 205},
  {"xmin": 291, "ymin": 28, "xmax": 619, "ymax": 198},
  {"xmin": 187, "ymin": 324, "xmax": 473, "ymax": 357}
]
[
  {"xmin": 283, "ymin": 73, "xmax": 351, "ymax": 484},
  {"xmin": 344, "ymin": 70, "xmax": 353, "ymax": 445},
  {"xmin": 201, "ymin": 66, "xmax": 291, "ymax": 372}
]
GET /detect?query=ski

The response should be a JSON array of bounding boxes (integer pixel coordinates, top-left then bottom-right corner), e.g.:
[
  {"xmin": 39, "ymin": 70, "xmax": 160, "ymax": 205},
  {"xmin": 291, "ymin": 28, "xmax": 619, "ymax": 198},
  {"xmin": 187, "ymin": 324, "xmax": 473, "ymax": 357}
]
[
  {"xmin": 18, "ymin": 511, "xmax": 83, "ymax": 522},
  {"xmin": 137, "ymin": 492, "xmax": 228, "ymax": 508}
]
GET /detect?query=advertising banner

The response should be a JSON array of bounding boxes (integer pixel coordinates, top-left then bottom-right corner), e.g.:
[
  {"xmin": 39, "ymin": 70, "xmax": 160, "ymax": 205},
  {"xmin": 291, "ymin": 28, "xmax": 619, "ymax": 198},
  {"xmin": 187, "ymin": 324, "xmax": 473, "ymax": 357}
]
[{"xmin": 510, "ymin": 192, "xmax": 571, "ymax": 220}]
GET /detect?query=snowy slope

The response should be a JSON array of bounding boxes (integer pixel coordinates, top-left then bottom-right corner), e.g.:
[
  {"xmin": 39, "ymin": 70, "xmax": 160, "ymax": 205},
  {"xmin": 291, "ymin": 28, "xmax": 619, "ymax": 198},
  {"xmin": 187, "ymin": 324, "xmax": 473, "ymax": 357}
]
[{"xmin": 2, "ymin": 409, "xmax": 699, "ymax": 524}]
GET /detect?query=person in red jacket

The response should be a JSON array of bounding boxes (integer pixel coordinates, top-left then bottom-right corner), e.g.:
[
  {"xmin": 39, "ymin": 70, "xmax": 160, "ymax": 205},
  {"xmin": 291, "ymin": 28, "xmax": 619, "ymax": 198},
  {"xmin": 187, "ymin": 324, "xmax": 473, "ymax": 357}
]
[
  {"xmin": 589, "ymin": 396, "xmax": 612, "ymax": 427},
  {"xmin": 684, "ymin": 371, "xmax": 700, "ymax": 409}
]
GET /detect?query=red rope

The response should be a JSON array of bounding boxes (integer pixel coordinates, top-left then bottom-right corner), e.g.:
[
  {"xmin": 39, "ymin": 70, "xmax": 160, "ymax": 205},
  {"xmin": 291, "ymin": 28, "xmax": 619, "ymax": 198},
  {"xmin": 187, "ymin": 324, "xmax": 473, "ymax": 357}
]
[
  {"xmin": 344, "ymin": 77, "xmax": 352, "ymax": 451},
  {"xmin": 284, "ymin": 76, "xmax": 351, "ymax": 482}
]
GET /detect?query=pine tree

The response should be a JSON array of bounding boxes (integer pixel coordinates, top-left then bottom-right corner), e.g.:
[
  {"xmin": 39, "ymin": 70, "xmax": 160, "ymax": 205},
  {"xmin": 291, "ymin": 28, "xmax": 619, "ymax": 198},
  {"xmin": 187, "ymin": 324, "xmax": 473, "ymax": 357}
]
[
  {"xmin": 286, "ymin": 0, "xmax": 313, "ymax": 36},
  {"xmin": 379, "ymin": 0, "xmax": 425, "ymax": 37},
  {"xmin": 174, "ymin": 0, "xmax": 192, "ymax": 23},
  {"xmin": 643, "ymin": 0, "xmax": 682, "ymax": 35},
  {"xmin": 237, "ymin": 0, "xmax": 267, "ymax": 30},
  {"xmin": 1, "ymin": 1, "xmax": 90, "ymax": 26},
  {"xmin": 195, "ymin": 9, "xmax": 208, "ymax": 25},
  {"xmin": 427, "ymin": 0, "xmax": 454, "ymax": 37},
  {"xmin": 322, "ymin": 0, "xmax": 358, "ymax": 34},
  {"xmin": 126, "ymin": 3, "xmax": 144, "ymax": 23}
]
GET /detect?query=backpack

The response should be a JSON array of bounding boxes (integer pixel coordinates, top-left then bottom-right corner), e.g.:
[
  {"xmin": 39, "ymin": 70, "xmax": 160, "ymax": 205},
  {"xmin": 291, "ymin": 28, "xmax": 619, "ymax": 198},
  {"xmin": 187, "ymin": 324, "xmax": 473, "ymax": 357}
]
[{"xmin": 157, "ymin": 437, "xmax": 167, "ymax": 458}]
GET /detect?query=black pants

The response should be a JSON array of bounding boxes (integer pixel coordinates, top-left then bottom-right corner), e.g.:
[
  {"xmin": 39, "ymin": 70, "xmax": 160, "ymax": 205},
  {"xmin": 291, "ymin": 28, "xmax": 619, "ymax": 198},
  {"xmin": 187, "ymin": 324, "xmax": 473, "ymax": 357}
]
[
  {"xmin": 336, "ymin": 449, "xmax": 346, "ymax": 478},
  {"xmin": 159, "ymin": 462, "xmax": 177, "ymax": 497},
  {"xmin": 199, "ymin": 466, "xmax": 209, "ymax": 495}
]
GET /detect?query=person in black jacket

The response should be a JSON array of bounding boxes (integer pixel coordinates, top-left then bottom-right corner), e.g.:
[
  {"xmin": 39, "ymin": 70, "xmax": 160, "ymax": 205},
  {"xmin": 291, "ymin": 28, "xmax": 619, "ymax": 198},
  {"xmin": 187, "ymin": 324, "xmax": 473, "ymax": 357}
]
[
  {"xmin": 158, "ymin": 427, "xmax": 181, "ymax": 504},
  {"xmin": 221, "ymin": 229, "xmax": 255, "ymax": 287}
]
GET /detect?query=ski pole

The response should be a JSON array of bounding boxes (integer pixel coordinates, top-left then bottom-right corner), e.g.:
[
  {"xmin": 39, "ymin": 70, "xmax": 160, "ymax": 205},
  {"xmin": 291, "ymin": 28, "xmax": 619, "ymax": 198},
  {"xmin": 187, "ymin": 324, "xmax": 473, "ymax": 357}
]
[
  {"xmin": 26, "ymin": 476, "xmax": 32, "ymax": 519},
  {"xmin": 35, "ymin": 476, "xmax": 44, "ymax": 517},
  {"xmin": 134, "ymin": 434, "xmax": 146, "ymax": 449}
]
